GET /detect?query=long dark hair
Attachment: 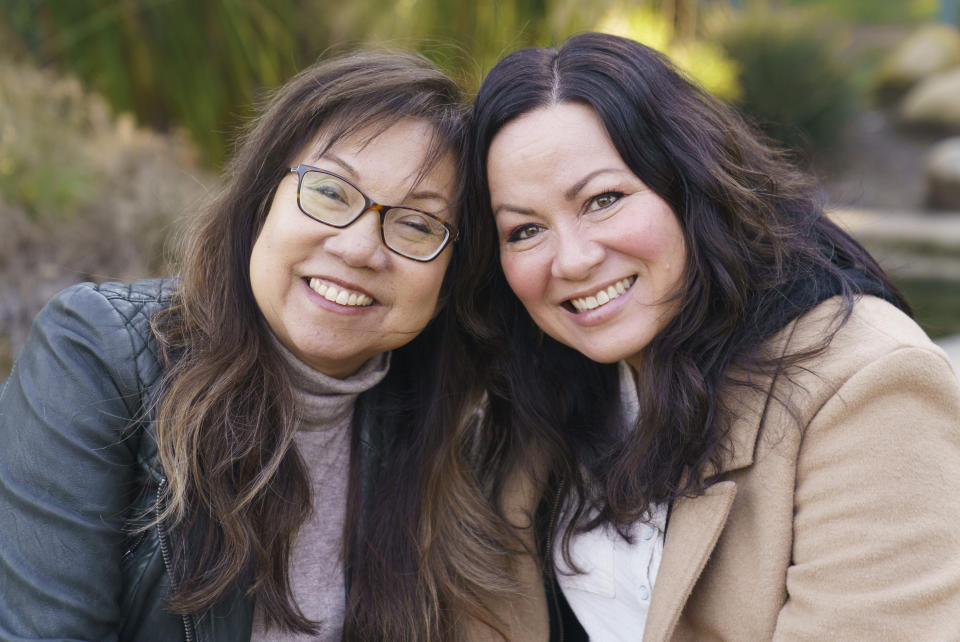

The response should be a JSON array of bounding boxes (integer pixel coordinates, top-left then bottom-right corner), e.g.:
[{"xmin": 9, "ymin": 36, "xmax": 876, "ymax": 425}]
[
  {"xmin": 465, "ymin": 32, "xmax": 908, "ymax": 561},
  {"xmin": 149, "ymin": 50, "xmax": 514, "ymax": 639}
]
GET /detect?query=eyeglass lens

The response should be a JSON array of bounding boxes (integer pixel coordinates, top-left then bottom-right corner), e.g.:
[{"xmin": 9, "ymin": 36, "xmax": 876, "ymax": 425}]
[{"xmin": 299, "ymin": 170, "xmax": 449, "ymax": 260}]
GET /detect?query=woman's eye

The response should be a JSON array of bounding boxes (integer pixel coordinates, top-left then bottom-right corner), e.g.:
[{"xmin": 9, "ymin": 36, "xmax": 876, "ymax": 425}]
[
  {"xmin": 314, "ymin": 185, "xmax": 347, "ymax": 204},
  {"xmin": 506, "ymin": 223, "xmax": 542, "ymax": 243},
  {"xmin": 394, "ymin": 213, "xmax": 434, "ymax": 235},
  {"xmin": 587, "ymin": 192, "xmax": 622, "ymax": 211}
]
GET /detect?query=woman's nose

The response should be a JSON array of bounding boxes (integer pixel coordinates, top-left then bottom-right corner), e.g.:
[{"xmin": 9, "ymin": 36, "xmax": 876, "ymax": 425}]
[
  {"xmin": 322, "ymin": 209, "xmax": 389, "ymax": 269},
  {"xmin": 550, "ymin": 229, "xmax": 605, "ymax": 281}
]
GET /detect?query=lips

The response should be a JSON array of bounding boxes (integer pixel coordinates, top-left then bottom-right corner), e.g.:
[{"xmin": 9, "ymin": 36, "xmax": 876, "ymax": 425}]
[
  {"xmin": 568, "ymin": 275, "xmax": 637, "ymax": 312},
  {"xmin": 307, "ymin": 277, "xmax": 374, "ymax": 307}
]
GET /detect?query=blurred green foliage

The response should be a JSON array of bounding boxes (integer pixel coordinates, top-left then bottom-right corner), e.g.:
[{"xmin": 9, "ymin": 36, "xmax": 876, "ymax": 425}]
[
  {"xmin": 786, "ymin": 0, "xmax": 940, "ymax": 23},
  {"xmin": 0, "ymin": 0, "xmax": 754, "ymax": 167},
  {"xmin": 895, "ymin": 276, "xmax": 960, "ymax": 338},
  {"xmin": 2, "ymin": 0, "xmax": 959, "ymax": 375},
  {"xmin": 1, "ymin": 0, "xmax": 937, "ymax": 172},
  {"xmin": 0, "ymin": 55, "xmax": 211, "ymax": 376},
  {"xmin": 595, "ymin": 3, "xmax": 740, "ymax": 100},
  {"xmin": 716, "ymin": 10, "xmax": 858, "ymax": 154},
  {"xmin": 0, "ymin": 1, "xmax": 890, "ymax": 165},
  {"xmin": 3, "ymin": 0, "xmax": 611, "ymax": 167},
  {"xmin": 2, "ymin": 0, "xmax": 307, "ymax": 167},
  {"xmin": 0, "ymin": 60, "xmax": 105, "ymax": 221}
]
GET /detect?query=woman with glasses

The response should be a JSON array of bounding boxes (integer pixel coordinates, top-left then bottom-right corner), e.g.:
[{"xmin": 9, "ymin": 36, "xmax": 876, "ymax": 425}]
[
  {"xmin": 465, "ymin": 32, "xmax": 960, "ymax": 639},
  {"xmin": 0, "ymin": 50, "xmax": 546, "ymax": 641}
]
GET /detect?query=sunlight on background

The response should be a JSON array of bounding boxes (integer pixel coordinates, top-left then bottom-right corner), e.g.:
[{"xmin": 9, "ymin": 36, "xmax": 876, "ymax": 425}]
[
  {"xmin": 594, "ymin": 4, "xmax": 741, "ymax": 99},
  {"xmin": 1, "ymin": 0, "xmax": 959, "ymax": 376}
]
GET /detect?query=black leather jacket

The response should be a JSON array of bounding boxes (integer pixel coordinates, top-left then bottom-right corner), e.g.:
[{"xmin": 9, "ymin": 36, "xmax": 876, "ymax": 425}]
[{"xmin": 0, "ymin": 279, "xmax": 255, "ymax": 641}]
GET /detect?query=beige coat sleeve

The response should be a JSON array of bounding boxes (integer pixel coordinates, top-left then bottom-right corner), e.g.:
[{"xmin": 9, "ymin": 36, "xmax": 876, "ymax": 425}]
[{"xmin": 774, "ymin": 346, "xmax": 960, "ymax": 640}]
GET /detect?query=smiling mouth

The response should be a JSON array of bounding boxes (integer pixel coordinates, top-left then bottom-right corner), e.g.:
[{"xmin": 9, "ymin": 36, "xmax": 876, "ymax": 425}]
[
  {"xmin": 566, "ymin": 276, "xmax": 637, "ymax": 313},
  {"xmin": 307, "ymin": 277, "xmax": 375, "ymax": 307}
]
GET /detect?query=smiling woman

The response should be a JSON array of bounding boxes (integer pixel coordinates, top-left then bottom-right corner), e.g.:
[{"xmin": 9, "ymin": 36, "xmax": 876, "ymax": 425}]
[
  {"xmin": 0, "ymin": 50, "xmax": 544, "ymax": 641},
  {"xmin": 249, "ymin": 119, "xmax": 456, "ymax": 377},
  {"xmin": 489, "ymin": 102, "xmax": 685, "ymax": 367},
  {"xmin": 467, "ymin": 32, "xmax": 960, "ymax": 640}
]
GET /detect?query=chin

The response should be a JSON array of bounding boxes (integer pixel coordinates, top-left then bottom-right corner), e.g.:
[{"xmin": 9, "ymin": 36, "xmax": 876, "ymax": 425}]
[
  {"xmin": 586, "ymin": 352, "xmax": 631, "ymax": 365},
  {"xmin": 557, "ymin": 339, "xmax": 630, "ymax": 364},
  {"xmin": 563, "ymin": 333, "xmax": 656, "ymax": 365}
]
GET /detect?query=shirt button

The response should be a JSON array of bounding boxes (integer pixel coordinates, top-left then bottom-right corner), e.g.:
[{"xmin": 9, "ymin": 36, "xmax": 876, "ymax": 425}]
[
  {"xmin": 641, "ymin": 527, "xmax": 655, "ymax": 541},
  {"xmin": 638, "ymin": 585, "xmax": 650, "ymax": 601}
]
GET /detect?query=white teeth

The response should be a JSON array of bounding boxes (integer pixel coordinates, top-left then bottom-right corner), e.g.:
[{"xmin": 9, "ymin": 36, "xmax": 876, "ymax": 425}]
[
  {"xmin": 568, "ymin": 276, "xmax": 636, "ymax": 312},
  {"xmin": 308, "ymin": 278, "xmax": 374, "ymax": 307}
]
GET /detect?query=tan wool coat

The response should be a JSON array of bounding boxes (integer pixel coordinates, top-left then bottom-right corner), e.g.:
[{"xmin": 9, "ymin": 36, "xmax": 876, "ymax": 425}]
[{"xmin": 644, "ymin": 296, "xmax": 960, "ymax": 641}]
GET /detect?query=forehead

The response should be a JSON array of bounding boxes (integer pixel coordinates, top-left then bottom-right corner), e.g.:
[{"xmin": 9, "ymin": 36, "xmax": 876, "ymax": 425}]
[
  {"xmin": 301, "ymin": 118, "xmax": 455, "ymax": 189},
  {"xmin": 487, "ymin": 102, "xmax": 628, "ymax": 193}
]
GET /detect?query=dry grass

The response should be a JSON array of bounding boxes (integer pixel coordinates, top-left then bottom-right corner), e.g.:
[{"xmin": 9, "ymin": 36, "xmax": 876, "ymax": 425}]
[{"xmin": 0, "ymin": 58, "xmax": 214, "ymax": 378}]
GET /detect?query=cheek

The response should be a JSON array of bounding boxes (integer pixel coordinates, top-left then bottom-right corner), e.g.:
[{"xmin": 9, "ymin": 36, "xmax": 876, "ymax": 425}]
[
  {"xmin": 407, "ymin": 255, "xmax": 452, "ymax": 320},
  {"xmin": 249, "ymin": 197, "xmax": 290, "ymax": 266},
  {"xmin": 620, "ymin": 232, "xmax": 677, "ymax": 270},
  {"xmin": 617, "ymin": 208, "xmax": 686, "ymax": 271},
  {"xmin": 248, "ymin": 231, "xmax": 274, "ymax": 304},
  {"xmin": 249, "ymin": 214, "xmax": 287, "ymax": 283},
  {"xmin": 649, "ymin": 222, "xmax": 687, "ymax": 282},
  {"xmin": 499, "ymin": 251, "xmax": 543, "ymax": 304}
]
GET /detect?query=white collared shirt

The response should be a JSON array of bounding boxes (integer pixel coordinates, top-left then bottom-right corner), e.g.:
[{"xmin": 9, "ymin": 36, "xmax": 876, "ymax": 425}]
[{"xmin": 555, "ymin": 361, "xmax": 667, "ymax": 641}]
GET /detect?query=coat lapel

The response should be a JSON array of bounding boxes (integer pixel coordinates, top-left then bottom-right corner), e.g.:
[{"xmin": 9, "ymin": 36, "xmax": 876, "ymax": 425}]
[
  {"xmin": 642, "ymin": 481, "xmax": 737, "ymax": 641},
  {"xmin": 643, "ymin": 371, "xmax": 777, "ymax": 641}
]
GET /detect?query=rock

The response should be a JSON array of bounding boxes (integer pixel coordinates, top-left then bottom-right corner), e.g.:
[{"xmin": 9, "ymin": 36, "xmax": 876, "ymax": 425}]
[
  {"xmin": 900, "ymin": 68, "xmax": 960, "ymax": 132},
  {"xmin": 926, "ymin": 137, "xmax": 960, "ymax": 210},
  {"xmin": 875, "ymin": 23, "xmax": 960, "ymax": 94}
]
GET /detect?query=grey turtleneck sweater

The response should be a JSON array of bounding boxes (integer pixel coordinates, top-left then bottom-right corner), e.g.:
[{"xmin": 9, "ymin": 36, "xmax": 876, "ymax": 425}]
[{"xmin": 250, "ymin": 340, "xmax": 389, "ymax": 641}]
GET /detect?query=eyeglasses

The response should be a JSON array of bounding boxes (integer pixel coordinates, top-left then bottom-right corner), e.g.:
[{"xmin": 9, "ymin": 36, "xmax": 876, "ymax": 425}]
[{"xmin": 288, "ymin": 164, "xmax": 458, "ymax": 262}]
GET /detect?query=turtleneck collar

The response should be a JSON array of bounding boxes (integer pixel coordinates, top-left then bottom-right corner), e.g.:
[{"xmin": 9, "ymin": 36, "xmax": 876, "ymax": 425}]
[{"xmin": 269, "ymin": 333, "xmax": 391, "ymax": 430}]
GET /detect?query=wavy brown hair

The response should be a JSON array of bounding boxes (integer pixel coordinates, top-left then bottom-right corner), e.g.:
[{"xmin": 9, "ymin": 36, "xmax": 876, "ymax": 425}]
[
  {"xmin": 465, "ymin": 33, "xmax": 909, "ymax": 565},
  {"xmin": 148, "ymin": 50, "xmax": 519, "ymax": 638}
]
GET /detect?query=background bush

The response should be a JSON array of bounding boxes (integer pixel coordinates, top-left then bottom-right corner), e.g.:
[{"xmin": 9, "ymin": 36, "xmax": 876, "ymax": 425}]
[
  {"xmin": 716, "ymin": 11, "xmax": 858, "ymax": 154},
  {"xmin": 0, "ymin": 0, "xmax": 747, "ymax": 167},
  {"xmin": 0, "ymin": 57, "xmax": 212, "ymax": 375},
  {"xmin": 3, "ymin": 1, "xmax": 957, "ymax": 376},
  {"xmin": 785, "ymin": 0, "xmax": 941, "ymax": 23}
]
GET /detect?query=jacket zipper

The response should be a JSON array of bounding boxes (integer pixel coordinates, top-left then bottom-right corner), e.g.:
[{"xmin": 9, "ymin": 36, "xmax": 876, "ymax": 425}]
[
  {"xmin": 156, "ymin": 477, "xmax": 197, "ymax": 642},
  {"xmin": 544, "ymin": 479, "xmax": 566, "ymax": 642},
  {"xmin": 121, "ymin": 530, "xmax": 148, "ymax": 563}
]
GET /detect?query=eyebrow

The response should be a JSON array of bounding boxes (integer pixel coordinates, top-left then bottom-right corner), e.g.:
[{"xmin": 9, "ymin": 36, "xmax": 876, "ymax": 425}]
[
  {"xmin": 316, "ymin": 152, "xmax": 359, "ymax": 179},
  {"xmin": 317, "ymin": 152, "xmax": 451, "ymax": 210},
  {"xmin": 493, "ymin": 204, "xmax": 535, "ymax": 218},
  {"xmin": 564, "ymin": 168, "xmax": 627, "ymax": 200},
  {"xmin": 493, "ymin": 167, "xmax": 628, "ymax": 217},
  {"xmin": 407, "ymin": 189, "xmax": 451, "ymax": 207}
]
